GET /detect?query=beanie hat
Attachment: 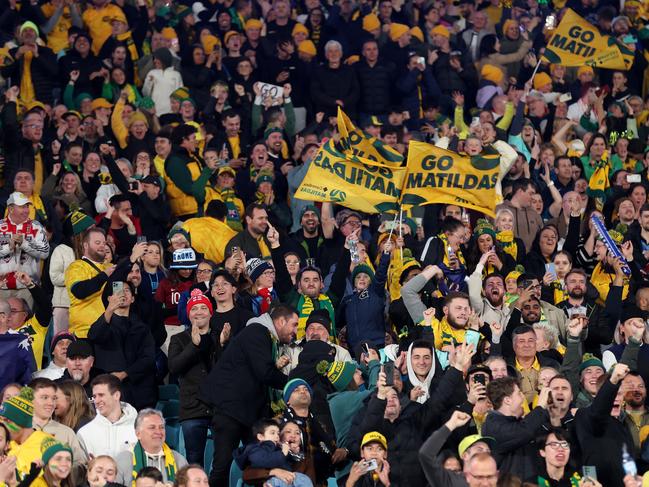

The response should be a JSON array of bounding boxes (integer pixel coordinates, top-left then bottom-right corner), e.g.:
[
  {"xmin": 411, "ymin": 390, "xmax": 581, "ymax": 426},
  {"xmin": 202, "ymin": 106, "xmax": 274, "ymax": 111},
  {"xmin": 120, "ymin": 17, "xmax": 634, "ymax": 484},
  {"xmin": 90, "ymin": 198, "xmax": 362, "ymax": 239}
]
[
  {"xmin": 153, "ymin": 47, "xmax": 173, "ymax": 68},
  {"xmin": 255, "ymin": 170, "xmax": 275, "ymax": 187},
  {"xmin": 161, "ymin": 27, "xmax": 177, "ymax": 40},
  {"xmin": 430, "ymin": 24, "xmax": 450, "ymax": 39},
  {"xmin": 473, "ymin": 218, "xmax": 496, "ymax": 240},
  {"xmin": 20, "ymin": 21, "xmax": 39, "ymax": 36},
  {"xmin": 168, "ymin": 227, "xmax": 192, "ymax": 245},
  {"xmin": 410, "ymin": 26, "xmax": 424, "ymax": 42},
  {"xmin": 128, "ymin": 111, "xmax": 149, "ymax": 128},
  {"xmin": 481, "ymin": 64, "xmax": 504, "ymax": 85},
  {"xmin": 300, "ymin": 205, "xmax": 321, "ymax": 219},
  {"xmin": 171, "ymin": 86, "xmax": 191, "ymax": 101},
  {"xmin": 298, "ymin": 40, "xmax": 316, "ymax": 56},
  {"xmin": 283, "ymin": 378, "xmax": 313, "ymax": 403},
  {"xmin": 246, "ymin": 258, "xmax": 273, "ymax": 282},
  {"xmin": 389, "ymin": 23, "xmax": 410, "ymax": 41},
  {"xmin": 352, "ymin": 264, "xmax": 374, "ymax": 283},
  {"xmin": 41, "ymin": 437, "xmax": 73, "ymax": 465},
  {"xmin": 186, "ymin": 288, "xmax": 213, "ymax": 316},
  {"xmin": 245, "ymin": 18, "xmax": 263, "ymax": 30},
  {"xmin": 399, "ymin": 258, "xmax": 422, "ymax": 285},
  {"xmin": 305, "ymin": 308, "xmax": 331, "ymax": 331},
  {"xmin": 362, "ymin": 14, "xmax": 380, "ymax": 32},
  {"xmin": 202, "ymin": 34, "xmax": 221, "ymax": 55},
  {"xmin": 533, "ymin": 72, "xmax": 553, "ymax": 90},
  {"xmin": 621, "ymin": 304, "xmax": 646, "ymax": 324},
  {"xmin": 224, "ymin": 31, "xmax": 240, "ymax": 45},
  {"xmin": 170, "ymin": 248, "xmax": 198, "ymax": 269},
  {"xmin": 506, "ymin": 265, "xmax": 525, "ymax": 283},
  {"xmin": 292, "ymin": 23, "xmax": 309, "ymax": 36},
  {"xmin": 68, "ymin": 210, "xmax": 95, "ymax": 235},
  {"xmin": 50, "ymin": 331, "xmax": 76, "ymax": 354},
  {"xmin": 264, "ymin": 126, "xmax": 283, "ymax": 139},
  {"xmin": 577, "ymin": 65, "xmax": 594, "ymax": 77},
  {"xmin": 317, "ymin": 360, "xmax": 357, "ymax": 391},
  {"xmin": 0, "ymin": 387, "xmax": 34, "ymax": 432},
  {"xmin": 502, "ymin": 19, "xmax": 517, "ymax": 34},
  {"xmin": 75, "ymin": 92, "xmax": 93, "ymax": 110},
  {"xmin": 579, "ymin": 353, "xmax": 605, "ymax": 374}
]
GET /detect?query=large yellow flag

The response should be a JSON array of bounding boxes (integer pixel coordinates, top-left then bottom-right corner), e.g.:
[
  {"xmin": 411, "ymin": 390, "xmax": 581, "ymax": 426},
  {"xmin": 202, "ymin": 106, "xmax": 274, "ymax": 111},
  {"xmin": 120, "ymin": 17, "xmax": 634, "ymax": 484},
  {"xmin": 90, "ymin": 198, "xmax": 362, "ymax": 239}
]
[
  {"xmin": 401, "ymin": 141, "xmax": 502, "ymax": 217},
  {"xmin": 337, "ymin": 108, "xmax": 404, "ymax": 166},
  {"xmin": 542, "ymin": 9, "xmax": 634, "ymax": 70},
  {"xmin": 295, "ymin": 139, "xmax": 406, "ymax": 213}
]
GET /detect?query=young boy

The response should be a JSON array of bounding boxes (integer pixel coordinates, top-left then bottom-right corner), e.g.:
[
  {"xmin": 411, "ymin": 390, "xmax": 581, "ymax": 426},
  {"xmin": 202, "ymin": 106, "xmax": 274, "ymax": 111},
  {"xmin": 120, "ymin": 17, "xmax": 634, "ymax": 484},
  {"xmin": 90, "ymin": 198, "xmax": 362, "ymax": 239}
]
[{"xmin": 234, "ymin": 419, "xmax": 312, "ymax": 487}]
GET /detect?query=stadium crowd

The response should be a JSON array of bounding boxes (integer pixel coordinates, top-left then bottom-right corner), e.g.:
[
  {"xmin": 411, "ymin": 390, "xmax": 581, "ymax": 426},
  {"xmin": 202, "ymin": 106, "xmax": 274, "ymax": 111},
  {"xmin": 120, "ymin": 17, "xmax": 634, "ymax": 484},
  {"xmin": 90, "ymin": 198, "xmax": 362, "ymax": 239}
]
[{"xmin": 1, "ymin": 0, "xmax": 649, "ymax": 486}]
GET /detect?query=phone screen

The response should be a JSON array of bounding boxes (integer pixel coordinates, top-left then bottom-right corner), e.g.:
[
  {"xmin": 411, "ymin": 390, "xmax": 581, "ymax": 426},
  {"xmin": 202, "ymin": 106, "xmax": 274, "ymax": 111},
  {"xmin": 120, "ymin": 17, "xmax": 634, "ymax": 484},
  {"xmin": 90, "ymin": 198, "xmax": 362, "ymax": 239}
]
[
  {"xmin": 384, "ymin": 362, "xmax": 395, "ymax": 386},
  {"xmin": 465, "ymin": 330, "xmax": 480, "ymax": 348}
]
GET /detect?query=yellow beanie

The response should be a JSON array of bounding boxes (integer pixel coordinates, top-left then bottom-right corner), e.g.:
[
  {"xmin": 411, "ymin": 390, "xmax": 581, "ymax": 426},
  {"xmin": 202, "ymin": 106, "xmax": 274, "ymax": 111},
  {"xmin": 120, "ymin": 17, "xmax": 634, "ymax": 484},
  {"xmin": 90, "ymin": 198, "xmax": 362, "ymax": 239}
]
[
  {"xmin": 128, "ymin": 111, "xmax": 149, "ymax": 128},
  {"xmin": 244, "ymin": 18, "xmax": 263, "ymax": 30},
  {"xmin": 577, "ymin": 65, "xmax": 594, "ymax": 77},
  {"xmin": 201, "ymin": 34, "xmax": 221, "ymax": 55},
  {"xmin": 389, "ymin": 23, "xmax": 410, "ymax": 41},
  {"xmin": 430, "ymin": 24, "xmax": 450, "ymax": 39},
  {"xmin": 410, "ymin": 26, "xmax": 424, "ymax": 42},
  {"xmin": 298, "ymin": 40, "xmax": 316, "ymax": 56},
  {"xmin": 292, "ymin": 23, "xmax": 309, "ymax": 36},
  {"xmin": 481, "ymin": 64, "xmax": 504, "ymax": 84},
  {"xmin": 533, "ymin": 72, "xmax": 552, "ymax": 90},
  {"xmin": 161, "ymin": 27, "xmax": 177, "ymax": 40},
  {"xmin": 503, "ymin": 19, "xmax": 517, "ymax": 34},
  {"xmin": 362, "ymin": 14, "xmax": 380, "ymax": 32}
]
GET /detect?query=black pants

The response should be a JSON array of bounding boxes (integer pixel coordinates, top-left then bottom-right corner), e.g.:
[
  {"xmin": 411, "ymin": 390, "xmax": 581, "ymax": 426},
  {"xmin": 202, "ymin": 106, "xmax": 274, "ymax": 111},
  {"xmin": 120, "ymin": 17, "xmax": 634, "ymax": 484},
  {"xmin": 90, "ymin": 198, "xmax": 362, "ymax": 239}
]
[{"xmin": 208, "ymin": 413, "xmax": 250, "ymax": 487}]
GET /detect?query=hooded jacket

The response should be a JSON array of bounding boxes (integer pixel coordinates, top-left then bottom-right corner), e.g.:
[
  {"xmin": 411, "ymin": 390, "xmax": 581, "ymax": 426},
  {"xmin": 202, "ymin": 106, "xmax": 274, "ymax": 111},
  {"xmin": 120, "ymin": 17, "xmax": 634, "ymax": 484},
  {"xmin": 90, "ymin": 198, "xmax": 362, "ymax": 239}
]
[
  {"xmin": 77, "ymin": 401, "xmax": 138, "ymax": 458},
  {"xmin": 406, "ymin": 342, "xmax": 436, "ymax": 404},
  {"xmin": 201, "ymin": 313, "xmax": 288, "ymax": 427}
]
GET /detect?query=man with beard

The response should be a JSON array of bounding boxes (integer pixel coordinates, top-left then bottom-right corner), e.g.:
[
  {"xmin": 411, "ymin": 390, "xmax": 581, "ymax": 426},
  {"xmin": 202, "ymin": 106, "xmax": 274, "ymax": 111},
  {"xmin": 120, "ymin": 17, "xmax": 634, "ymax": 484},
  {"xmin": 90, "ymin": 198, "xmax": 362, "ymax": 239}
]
[
  {"xmin": 290, "ymin": 206, "xmax": 326, "ymax": 269},
  {"xmin": 556, "ymin": 269, "xmax": 613, "ymax": 352},
  {"xmin": 468, "ymin": 269, "xmax": 510, "ymax": 329},
  {"xmin": 514, "ymin": 274, "xmax": 567, "ymax": 344},
  {"xmin": 621, "ymin": 372, "xmax": 649, "ymax": 451},
  {"xmin": 226, "ymin": 203, "xmax": 272, "ymax": 260},
  {"xmin": 58, "ymin": 340, "xmax": 99, "ymax": 397}
]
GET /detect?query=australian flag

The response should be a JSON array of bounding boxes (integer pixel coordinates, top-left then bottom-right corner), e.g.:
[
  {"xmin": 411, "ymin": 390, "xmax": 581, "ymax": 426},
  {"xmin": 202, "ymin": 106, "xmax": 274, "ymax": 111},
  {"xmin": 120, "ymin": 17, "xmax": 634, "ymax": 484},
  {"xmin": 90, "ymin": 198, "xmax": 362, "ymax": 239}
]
[{"xmin": 0, "ymin": 332, "xmax": 35, "ymax": 390}]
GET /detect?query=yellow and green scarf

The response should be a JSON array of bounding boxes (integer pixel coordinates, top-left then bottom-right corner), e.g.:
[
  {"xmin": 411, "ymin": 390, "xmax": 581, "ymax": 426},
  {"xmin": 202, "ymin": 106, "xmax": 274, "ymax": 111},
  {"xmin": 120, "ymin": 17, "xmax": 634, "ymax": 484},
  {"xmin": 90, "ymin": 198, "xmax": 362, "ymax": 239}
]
[
  {"xmin": 132, "ymin": 442, "xmax": 176, "ymax": 487},
  {"xmin": 438, "ymin": 233, "xmax": 466, "ymax": 268},
  {"xmin": 296, "ymin": 293, "xmax": 335, "ymax": 340},
  {"xmin": 536, "ymin": 473, "xmax": 580, "ymax": 487},
  {"xmin": 587, "ymin": 157, "xmax": 611, "ymax": 210},
  {"xmin": 218, "ymin": 188, "xmax": 243, "ymax": 232},
  {"xmin": 497, "ymin": 230, "xmax": 518, "ymax": 260}
]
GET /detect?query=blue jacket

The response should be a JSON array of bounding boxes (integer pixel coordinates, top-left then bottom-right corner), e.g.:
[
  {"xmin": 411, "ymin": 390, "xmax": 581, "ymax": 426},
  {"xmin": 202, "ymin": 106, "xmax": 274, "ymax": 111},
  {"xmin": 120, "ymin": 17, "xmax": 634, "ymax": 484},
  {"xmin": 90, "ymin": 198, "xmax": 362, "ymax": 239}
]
[
  {"xmin": 233, "ymin": 440, "xmax": 292, "ymax": 470},
  {"xmin": 396, "ymin": 67, "xmax": 441, "ymax": 122},
  {"xmin": 338, "ymin": 252, "xmax": 390, "ymax": 350}
]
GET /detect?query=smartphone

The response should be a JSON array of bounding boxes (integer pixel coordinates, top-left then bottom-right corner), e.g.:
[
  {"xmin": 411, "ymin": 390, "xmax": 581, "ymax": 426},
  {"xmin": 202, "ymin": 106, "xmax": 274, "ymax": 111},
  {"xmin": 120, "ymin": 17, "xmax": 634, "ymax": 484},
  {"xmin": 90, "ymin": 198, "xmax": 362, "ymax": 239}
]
[
  {"xmin": 582, "ymin": 466, "xmax": 597, "ymax": 481},
  {"xmin": 364, "ymin": 459, "xmax": 378, "ymax": 471},
  {"xmin": 129, "ymin": 181, "xmax": 138, "ymax": 190},
  {"xmin": 414, "ymin": 217, "xmax": 423, "ymax": 228},
  {"xmin": 137, "ymin": 235, "xmax": 147, "ymax": 244},
  {"xmin": 384, "ymin": 362, "xmax": 395, "ymax": 386},
  {"xmin": 112, "ymin": 281, "xmax": 124, "ymax": 295},
  {"xmin": 230, "ymin": 246, "xmax": 239, "ymax": 255},
  {"xmin": 544, "ymin": 14, "xmax": 556, "ymax": 30},
  {"xmin": 558, "ymin": 92, "xmax": 572, "ymax": 103},
  {"xmin": 417, "ymin": 56, "xmax": 426, "ymax": 65},
  {"xmin": 627, "ymin": 174, "xmax": 642, "ymax": 183},
  {"xmin": 545, "ymin": 263, "xmax": 556, "ymax": 277},
  {"xmin": 473, "ymin": 374, "xmax": 486, "ymax": 385},
  {"xmin": 465, "ymin": 329, "xmax": 481, "ymax": 348},
  {"xmin": 363, "ymin": 343, "xmax": 371, "ymax": 356},
  {"xmin": 436, "ymin": 350, "xmax": 449, "ymax": 369},
  {"xmin": 567, "ymin": 306, "xmax": 587, "ymax": 318}
]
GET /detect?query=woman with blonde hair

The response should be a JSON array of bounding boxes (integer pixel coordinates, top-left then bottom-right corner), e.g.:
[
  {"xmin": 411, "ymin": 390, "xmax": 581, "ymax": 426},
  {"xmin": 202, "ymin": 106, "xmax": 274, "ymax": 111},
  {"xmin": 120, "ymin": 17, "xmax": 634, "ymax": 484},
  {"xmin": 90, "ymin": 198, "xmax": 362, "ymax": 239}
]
[
  {"xmin": 42, "ymin": 169, "xmax": 94, "ymax": 216},
  {"xmin": 54, "ymin": 380, "xmax": 95, "ymax": 432},
  {"xmin": 84, "ymin": 455, "xmax": 122, "ymax": 487}
]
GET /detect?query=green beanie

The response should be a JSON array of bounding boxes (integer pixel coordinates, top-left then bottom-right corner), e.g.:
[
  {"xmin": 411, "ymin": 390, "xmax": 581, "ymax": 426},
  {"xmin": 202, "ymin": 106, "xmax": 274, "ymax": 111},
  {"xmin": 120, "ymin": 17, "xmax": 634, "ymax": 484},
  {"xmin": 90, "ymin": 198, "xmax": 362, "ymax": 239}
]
[
  {"xmin": 0, "ymin": 387, "xmax": 34, "ymax": 432},
  {"xmin": 352, "ymin": 264, "xmax": 374, "ymax": 283},
  {"xmin": 579, "ymin": 353, "xmax": 605, "ymax": 374},
  {"xmin": 317, "ymin": 360, "xmax": 357, "ymax": 392},
  {"xmin": 68, "ymin": 210, "xmax": 95, "ymax": 236},
  {"xmin": 41, "ymin": 437, "xmax": 73, "ymax": 465}
]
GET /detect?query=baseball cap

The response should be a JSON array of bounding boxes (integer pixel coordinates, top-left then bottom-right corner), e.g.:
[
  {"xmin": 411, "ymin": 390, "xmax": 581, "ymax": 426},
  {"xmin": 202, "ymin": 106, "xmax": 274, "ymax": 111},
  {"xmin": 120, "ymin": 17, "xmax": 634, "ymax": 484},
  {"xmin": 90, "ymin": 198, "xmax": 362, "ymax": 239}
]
[
  {"xmin": 361, "ymin": 431, "xmax": 387, "ymax": 450},
  {"xmin": 458, "ymin": 434, "xmax": 495, "ymax": 457},
  {"xmin": 141, "ymin": 175, "xmax": 161, "ymax": 187},
  {"xmin": 7, "ymin": 192, "xmax": 31, "ymax": 206},
  {"xmin": 66, "ymin": 340, "xmax": 93, "ymax": 359}
]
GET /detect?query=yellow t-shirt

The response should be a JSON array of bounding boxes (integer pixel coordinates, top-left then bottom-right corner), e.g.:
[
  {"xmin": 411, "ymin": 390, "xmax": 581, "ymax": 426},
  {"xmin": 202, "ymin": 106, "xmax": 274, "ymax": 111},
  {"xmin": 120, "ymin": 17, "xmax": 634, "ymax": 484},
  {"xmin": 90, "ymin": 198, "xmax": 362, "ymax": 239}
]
[
  {"xmin": 65, "ymin": 258, "xmax": 109, "ymax": 338},
  {"xmin": 41, "ymin": 3, "xmax": 73, "ymax": 53},
  {"xmin": 227, "ymin": 136, "xmax": 241, "ymax": 159},
  {"xmin": 8, "ymin": 430, "xmax": 52, "ymax": 481},
  {"xmin": 82, "ymin": 4, "xmax": 125, "ymax": 55}
]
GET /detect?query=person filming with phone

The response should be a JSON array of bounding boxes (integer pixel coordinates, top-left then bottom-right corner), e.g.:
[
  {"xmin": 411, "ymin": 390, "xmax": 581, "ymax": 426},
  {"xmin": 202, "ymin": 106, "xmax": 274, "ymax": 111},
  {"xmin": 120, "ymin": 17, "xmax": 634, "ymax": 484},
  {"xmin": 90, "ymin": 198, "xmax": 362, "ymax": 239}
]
[{"xmin": 346, "ymin": 432, "xmax": 391, "ymax": 487}]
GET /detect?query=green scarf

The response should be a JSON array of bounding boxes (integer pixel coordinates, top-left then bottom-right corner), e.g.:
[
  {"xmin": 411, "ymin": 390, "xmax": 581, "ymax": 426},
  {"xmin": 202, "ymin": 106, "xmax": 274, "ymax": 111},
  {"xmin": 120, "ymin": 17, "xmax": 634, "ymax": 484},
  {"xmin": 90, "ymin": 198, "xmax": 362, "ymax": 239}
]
[
  {"xmin": 218, "ymin": 188, "xmax": 243, "ymax": 232},
  {"xmin": 536, "ymin": 472, "xmax": 580, "ymax": 486},
  {"xmin": 269, "ymin": 331, "xmax": 284, "ymax": 414},
  {"xmin": 132, "ymin": 442, "xmax": 177, "ymax": 487},
  {"xmin": 296, "ymin": 293, "xmax": 336, "ymax": 340}
]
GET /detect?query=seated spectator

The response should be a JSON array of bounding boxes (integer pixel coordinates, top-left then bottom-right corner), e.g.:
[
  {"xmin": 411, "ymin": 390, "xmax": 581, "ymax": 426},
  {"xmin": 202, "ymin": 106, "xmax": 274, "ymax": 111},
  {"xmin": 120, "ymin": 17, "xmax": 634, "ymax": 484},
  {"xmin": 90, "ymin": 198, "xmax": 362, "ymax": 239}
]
[{"xmin": 53, "ymin": 380, "xmax": 95, "ymax": 432}]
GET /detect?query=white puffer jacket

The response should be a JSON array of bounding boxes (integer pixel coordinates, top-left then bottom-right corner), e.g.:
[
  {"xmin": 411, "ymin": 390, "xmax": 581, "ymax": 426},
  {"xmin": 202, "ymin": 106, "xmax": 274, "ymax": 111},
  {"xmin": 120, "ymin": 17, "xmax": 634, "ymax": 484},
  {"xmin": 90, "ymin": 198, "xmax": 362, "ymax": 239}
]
[{"xmin": 49, "ymin": 244, "xmax": 75, "ymax": 308}]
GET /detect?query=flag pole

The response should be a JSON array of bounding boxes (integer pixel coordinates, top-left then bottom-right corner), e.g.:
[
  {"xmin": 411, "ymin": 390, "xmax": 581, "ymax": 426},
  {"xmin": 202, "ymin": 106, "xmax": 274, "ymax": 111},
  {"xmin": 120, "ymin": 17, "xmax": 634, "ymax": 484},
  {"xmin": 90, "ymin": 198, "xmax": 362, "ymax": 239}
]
[
  {"xmin": 398, "ymin": 207, "xmax": 404, "ymax": 262},
  {"xmin": 530, "ymin": 57, "xmax": 543, "ymax": 81}
]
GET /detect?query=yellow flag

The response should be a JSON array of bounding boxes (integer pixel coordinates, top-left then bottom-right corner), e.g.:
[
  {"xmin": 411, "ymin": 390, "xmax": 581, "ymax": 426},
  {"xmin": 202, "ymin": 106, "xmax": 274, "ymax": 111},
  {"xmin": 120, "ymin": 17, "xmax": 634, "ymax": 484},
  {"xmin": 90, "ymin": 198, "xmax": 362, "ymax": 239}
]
[
  {"xmin": 401, "ymin": 141, "xmax": 501, "ymax": 217},
  {"xmin": 337, "ymin": 108, "xmax": 404, "ymax": 166},
  {"xmin": 542, "ymin": 9, "xmax": 634, "ymax": 70},
  {"xmin": 295, "ymin": 140, "xmax": 406, "ymax": 213}
]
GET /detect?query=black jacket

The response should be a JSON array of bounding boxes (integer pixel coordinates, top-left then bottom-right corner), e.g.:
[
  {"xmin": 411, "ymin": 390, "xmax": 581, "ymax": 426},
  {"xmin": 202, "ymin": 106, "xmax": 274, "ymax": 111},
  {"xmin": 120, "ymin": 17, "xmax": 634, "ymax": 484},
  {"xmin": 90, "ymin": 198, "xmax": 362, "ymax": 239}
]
[
  {"xmin": 201, "ymin": 316, "xmax": 288, "ymax": 427},
  {"xmin": 168, "ymin": 330, "xmax": 216, "ymax": 421},
  {"xmin": 357, "ymin": 367, "xmax": 466, "ymax": 487},
  {"xmin": 481, "ymin": 407, "xmax": 549, "ymax": 481},
  {"xmin": 87, "ymin": 311, "xmax": 157, "ymax": 410},
  {"xmin": 574, "ymin": 379, "xmax": 635, "ymax": 487},
  {"xmin": 2, "ymin": 45, "xmax": 58, "ymax": 105},
  {"xmin": 354, "ymin": 59, "xmax": 395, "ymax": 116},
  {"xmin": 225, "ymin": 230, "xmax": 272, "ymax": 261},
  {"xmin": 310, "ymin": 63, "xmax": 359, "ymax": 118}
]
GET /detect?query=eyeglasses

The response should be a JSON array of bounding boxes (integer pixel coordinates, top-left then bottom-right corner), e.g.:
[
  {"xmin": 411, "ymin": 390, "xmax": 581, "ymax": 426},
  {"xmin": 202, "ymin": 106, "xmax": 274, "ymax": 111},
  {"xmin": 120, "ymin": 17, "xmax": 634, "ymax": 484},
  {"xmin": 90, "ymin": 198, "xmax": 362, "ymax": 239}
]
[
  {"xmin": 546, "ymin": 441, "xmax": 570, "ymax": 450},
  {"xmin": 343, "ymin": 219, "xmax": 361, "ymax": 227},
  {"xmin": 26, "ymin": 123, "xmax": 43, "ymax": 129},
  {"xmin": 10, "ymin": 308, "xmax": 26, "ymax": 314},
  {"xmin": 197, "ymin": 269, "xmax": 212, "ymax": 275}
]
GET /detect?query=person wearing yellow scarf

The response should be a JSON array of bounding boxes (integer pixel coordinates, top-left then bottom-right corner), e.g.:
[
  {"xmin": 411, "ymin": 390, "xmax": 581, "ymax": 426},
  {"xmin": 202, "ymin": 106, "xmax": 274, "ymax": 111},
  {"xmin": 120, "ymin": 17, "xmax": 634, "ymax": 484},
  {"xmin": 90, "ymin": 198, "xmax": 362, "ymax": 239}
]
[
  {"xmin": 495, "ymin": 208, "xmax": 523, "ymax": 262},
  {"xmin": 591, "ymin": 229, "xmax": 630, "ymax": 305}
]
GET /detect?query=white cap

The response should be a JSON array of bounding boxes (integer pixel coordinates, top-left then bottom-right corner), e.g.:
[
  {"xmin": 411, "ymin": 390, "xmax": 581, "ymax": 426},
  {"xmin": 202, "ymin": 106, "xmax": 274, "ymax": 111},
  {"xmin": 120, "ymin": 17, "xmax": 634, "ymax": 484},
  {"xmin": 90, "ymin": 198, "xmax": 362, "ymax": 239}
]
[{"xmin": 6, "ymin": 192, "xmax": 31, "ymax": 206}]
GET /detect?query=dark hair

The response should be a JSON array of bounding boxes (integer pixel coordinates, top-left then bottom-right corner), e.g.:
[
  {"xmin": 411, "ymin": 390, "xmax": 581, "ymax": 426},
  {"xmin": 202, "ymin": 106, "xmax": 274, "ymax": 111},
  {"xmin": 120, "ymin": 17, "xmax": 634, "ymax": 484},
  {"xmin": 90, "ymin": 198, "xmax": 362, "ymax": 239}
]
[
  {"xmin": 252, "ymin": 418, "xmax": 279, "ymax": 438},
  {"xmin": 536, "ymin": 427, "xmax": 569, "ymax": 450},
  {"xmin": 564, "ymin": 268, "xmax": 586, "ymax": 282},
  {"xmin": 482, "ymin": 273, "xmax": 505, "ymax": 289},
  {"xmin": 554, "ymin": 155, "xmax": 572, "ymax": 168},
  {"xmin": 516, "ymin": 273, "xmax": 538, "ymax": 287},
  {"xmin": 411, "ymin": 339, "xmax": 433, "ymax": 352},
  {"xmin": 296, "ymin": 265, "xmax": 322, "ymax": 284},
  {"xmin": 513, "ymin": 324, "xmax": 536, "ymax": 337},
  {"xmin": 136, "ymin": 467, "xmax": 163, "ymax": 482},
  {"xmin": 511, "ymin": 178, "xmax": 534, "ymax": 197},
  {"xmin": 478, "ymin": 34, "xmax": 498, "ymax": 58},
  {"xmin": 206, "ymin": 200, "xmax": 228, "ymax": 220},
  {"xmin": 486, "ymin": 376, "xmax": 519, "ymax": 409},
  {"xmin": 28, "ymin": 378, "xmax": 57, "ymax": 392},
  {"xmin": 90, "ymin": 374, "xmax": 122, "ymax": 394},
  {"xmin": 245, "ymin": 203, "xmax": 266, "ymax": 219},
  {"xmin": 443, "ymin": 291, "xmax": 470, "ymax": 307},
  {"xmin": 269, "ymin": 303, "xmax": 298, "ymax": 321},
  {"xmin": 440, "ymin": 216, "xmax": 464, "ymax": 234},
  {"xmin": 171, "ymin": 124, "xmax": 197, "ymax": 146},
  {"xmin": 222, "ymin": 109, "xmax": 239, "ymax": 121},
  {"xmin": 548, "ymin": 373, "xmax": 570, "ymax": 386}
]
